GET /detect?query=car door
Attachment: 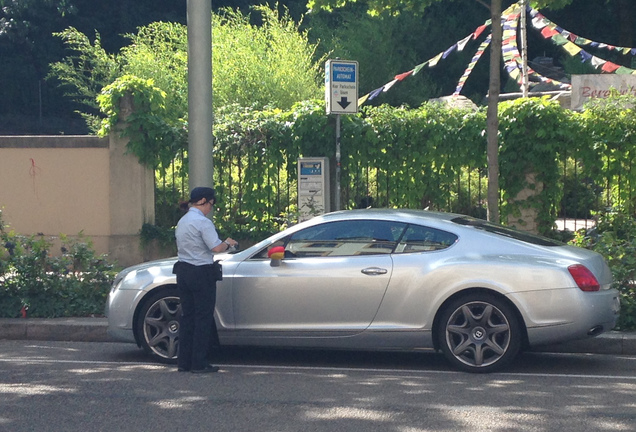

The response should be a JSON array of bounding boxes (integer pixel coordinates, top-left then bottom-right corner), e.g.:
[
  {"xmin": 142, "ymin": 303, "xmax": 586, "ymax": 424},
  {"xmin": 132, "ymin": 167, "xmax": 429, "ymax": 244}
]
[{"xmin": 232, "ymin": 220, "xmax": 406, "ymax": 335}]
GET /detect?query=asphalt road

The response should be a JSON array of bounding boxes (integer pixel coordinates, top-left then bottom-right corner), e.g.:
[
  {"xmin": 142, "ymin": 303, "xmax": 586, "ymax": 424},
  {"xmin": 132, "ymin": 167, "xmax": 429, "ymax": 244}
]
[{"xmin": 1, "ymin": 340, "xmax": 635, "ymax": 432}]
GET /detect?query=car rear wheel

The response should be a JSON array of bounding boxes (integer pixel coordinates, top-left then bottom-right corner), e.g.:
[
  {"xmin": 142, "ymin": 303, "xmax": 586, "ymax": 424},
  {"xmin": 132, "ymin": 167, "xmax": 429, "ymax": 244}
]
[
  {"xmin": 135, "ymin": 288, "xmax": 181, "ymax": 364},
  {"xmin": 438, "ymin": 294, "xmax": 521, "ymax": 373}
]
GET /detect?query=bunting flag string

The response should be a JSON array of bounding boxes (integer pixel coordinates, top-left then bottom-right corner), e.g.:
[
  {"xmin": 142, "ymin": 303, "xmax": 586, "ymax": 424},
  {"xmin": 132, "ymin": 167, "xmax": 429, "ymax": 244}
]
[
  {"xmin": 527, "ymin": 4, "xmax": 636, "ymax": 76},
  {"xmin": 527, "ymin": 6, "xmax": 636, "ymax": 56},
  {"xmin": 453, "ymin": 34, "xmax": 492, "ymax": 96},
  {"xmin": 358, "ymin": 13, "xmax": 501, "ymax": 107},
  {"xmin": 357, "ymin": 0, "xmax": 636, "ymax": 108},
  {"xmin": 501, "ymin": 3, "xmax": 571, "ymax": 91}
]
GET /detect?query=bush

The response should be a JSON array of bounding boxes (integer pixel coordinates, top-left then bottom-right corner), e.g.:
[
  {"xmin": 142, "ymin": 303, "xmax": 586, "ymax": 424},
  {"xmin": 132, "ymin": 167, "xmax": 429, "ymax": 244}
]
[
  {"xmin": 571, "ymin": 212, "xmax": 636, "ymax": 331},
  {"xmin": 0, "ymin": 211, "xmax": 116, "ymax": 318}
]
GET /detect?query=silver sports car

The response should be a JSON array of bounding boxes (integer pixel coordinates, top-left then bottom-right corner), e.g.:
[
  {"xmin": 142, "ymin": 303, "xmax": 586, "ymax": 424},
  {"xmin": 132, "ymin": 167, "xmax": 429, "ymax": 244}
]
[{"xmin": 106, "ymin": 209, "xmax": 620, "ymax": 373}]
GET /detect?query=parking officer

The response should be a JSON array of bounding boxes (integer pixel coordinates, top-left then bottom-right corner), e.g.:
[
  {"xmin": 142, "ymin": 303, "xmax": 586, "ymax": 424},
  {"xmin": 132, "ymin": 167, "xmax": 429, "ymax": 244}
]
[{"xmin": 173, "ymin": 186, "xmax": 238, "ymax": 373}]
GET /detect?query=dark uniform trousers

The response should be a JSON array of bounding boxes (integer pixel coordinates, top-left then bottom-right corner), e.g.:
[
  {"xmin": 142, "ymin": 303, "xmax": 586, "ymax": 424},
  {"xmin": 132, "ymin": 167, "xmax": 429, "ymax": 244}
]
[{"xmin": 174, "ymin": 262, "xmax": 219, "ymax": 371}]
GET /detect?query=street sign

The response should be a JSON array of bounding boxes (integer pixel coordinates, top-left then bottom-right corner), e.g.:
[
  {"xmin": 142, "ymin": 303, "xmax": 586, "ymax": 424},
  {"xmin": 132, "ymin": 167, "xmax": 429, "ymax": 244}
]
[{"xmin": 325, "ymin": 59, "xmax": 358, "ymax": 115}]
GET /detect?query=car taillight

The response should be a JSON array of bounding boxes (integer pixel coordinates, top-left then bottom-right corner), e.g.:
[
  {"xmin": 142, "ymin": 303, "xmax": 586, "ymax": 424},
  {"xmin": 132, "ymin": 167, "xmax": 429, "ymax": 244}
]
[{"xmin": 568, "ymin": 264, "xmax": 600, "ymax": 292}]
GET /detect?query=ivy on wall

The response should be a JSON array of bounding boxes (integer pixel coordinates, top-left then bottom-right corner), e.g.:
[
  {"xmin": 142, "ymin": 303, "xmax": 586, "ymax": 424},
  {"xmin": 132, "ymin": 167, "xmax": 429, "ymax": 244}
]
[
  {"xmin": 97, "ymin": 74, "xmax": 187, "ymax": 174},
  {"xmin": 498, "ymin": 97, "xmax": 575, "ymax": 233}
]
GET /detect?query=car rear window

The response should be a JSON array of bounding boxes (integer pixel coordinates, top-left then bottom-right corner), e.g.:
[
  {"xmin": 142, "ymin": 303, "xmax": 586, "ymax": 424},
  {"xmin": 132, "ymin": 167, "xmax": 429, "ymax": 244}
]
[
  {"xmin": 394, "ymin": 224, "xmax": 458, "ymax": 253},
  {"xmin": 451, "ymin": 217, "xmax": 563, "ymax": 246}
]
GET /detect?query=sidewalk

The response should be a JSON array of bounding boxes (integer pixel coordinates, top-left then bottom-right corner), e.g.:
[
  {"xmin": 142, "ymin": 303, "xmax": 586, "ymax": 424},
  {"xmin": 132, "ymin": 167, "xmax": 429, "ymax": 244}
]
[{"xmin": 1, "ymin": 317, "xmax": 635, "ymax": 355}]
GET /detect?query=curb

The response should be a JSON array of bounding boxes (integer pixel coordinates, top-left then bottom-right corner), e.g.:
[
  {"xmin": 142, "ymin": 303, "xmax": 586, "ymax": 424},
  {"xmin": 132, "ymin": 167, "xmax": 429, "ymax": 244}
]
[
  {"xmin": 1, "ymin": 318, "xmax": 635, "ymax": 355},
  {"xmin": 531, "ymin": 330, "xmax": 636, "ymax": 356},
  {"xmin": 0, "ymin": 318, "xmax": 115, "ymax": 343}
]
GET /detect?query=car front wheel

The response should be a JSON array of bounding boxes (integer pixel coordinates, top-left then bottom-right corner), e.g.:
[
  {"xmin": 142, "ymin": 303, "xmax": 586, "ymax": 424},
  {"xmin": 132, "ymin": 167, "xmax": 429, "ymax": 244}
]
[
  {"xmin": 438, "ymin": 293, "xmax": 521, "ymax": 373},
  {"xmin": 135, "ymin": 287, "xmax": 181, "ymax": 363}
]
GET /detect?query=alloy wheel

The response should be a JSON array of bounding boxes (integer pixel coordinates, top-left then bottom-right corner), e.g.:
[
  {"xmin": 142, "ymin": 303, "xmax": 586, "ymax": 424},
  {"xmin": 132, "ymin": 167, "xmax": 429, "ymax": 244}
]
[
  {"xmin": 443, "ymin": 299, "xmax": 515, "ymax": 370},
  {"xmin": 142, "ymin": 295, "xmax": 181, "ymax": 360}
]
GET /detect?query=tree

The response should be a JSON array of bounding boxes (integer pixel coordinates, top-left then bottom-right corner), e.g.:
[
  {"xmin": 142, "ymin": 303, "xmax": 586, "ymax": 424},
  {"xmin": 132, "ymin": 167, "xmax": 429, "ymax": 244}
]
[
  {"xmin": 48, "ymin": 28, "xmax": 121, "ymax": 131},
  {"xmin": 0, "ymin": 0, "xmax": 77, "ymax": 125},
  {"xmin": 0, "ymin": 0, "xmax": 187, "ymax": 132},
  {"xmin": 0, "ymin": 0, "xmax": 76, "ymax": 40},
  {"xmin": 50, "ymin": 6, "xmax": 324, "ymax": 134},
  {"xmin": 306, "ymin": 1, "xmax": 490, "ymax": 106},
  {"xmin": 307, "ymin": 0, "xmax": 576, "ymax": 223},
  {"xmin": 211, "ymin": 6, "xmax": 323, "ymax": 110}
]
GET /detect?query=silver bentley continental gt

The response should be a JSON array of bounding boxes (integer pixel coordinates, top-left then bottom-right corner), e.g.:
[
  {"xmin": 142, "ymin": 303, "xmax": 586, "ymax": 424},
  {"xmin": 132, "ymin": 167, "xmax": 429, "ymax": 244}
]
[{"xmin": 106, "ymin": 209, "xmax": 620, "ymax": 373}]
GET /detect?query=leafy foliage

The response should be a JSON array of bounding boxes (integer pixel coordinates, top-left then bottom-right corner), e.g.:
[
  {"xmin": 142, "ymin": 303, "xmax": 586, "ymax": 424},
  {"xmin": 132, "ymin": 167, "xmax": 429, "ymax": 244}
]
[
  {"xmin": 306, "ymin": 0, "xmax": 575, "ymax": 15},
  {"xmin": 48, "ymin": 27, "xmax": 121, "ymax": 131},
  {"xmin": 311, "ymin": 7, "xmax": 414, "ymax": 99},
  {"xmin": 0, "ymin": 210, "xmax": 116, "ymax": 318},
  {"xmin": 120, "ymin": 21, "xmax": 189, "ymax": 124},
  {"xmin": 578, "ymin": 91, "xmax": 636, "ymax": 211},
  {"xmin": 50, "ymin": 6, "xmax": 323, "ymax": 135},
  {"xmin": 97, "ymin": 74, "xmax": 185, "ymax": 172},
  {"xmin": 572, "ymin": 212, "xmax": 636, "ymax": 331},
  {"xmin": 498, "ymin": 97, "xmax": 574, "ymax": 232},
  {"xmin": 213, "ymin": 6, "xmax": 323, "ymax": 110},
  {"xmin": 0, "ymin": 0, "xmax": 76, "ymax": 39}
]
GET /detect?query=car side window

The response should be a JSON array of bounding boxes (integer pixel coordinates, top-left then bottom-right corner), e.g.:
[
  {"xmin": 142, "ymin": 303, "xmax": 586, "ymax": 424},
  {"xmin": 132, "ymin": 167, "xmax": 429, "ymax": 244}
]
[
  {"xmin": 286, "ymin": 220, "xmax": 407, "ymax": 257},
  {"xmin": 395, "ymin": 224, "xmax": 458, "ymax": 253}
]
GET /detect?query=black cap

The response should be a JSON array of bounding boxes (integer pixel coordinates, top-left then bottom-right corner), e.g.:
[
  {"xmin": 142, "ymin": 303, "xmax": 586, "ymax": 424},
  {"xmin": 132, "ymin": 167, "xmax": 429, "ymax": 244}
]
[{"xmin": 189, "ymin": 187, "xmax": 217, "ymax": 203}]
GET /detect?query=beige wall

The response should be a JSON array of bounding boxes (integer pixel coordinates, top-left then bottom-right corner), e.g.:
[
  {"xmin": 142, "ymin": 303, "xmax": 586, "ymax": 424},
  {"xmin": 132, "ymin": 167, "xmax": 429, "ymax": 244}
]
[{"xmin": 0, "ymin": 135, "xmax": 155, "ymax": 266}]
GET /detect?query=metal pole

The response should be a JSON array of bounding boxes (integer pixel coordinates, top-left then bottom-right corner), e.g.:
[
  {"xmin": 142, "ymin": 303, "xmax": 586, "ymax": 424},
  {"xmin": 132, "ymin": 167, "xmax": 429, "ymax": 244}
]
[
  {"xmin": 187, "ymin": 0, "xmax": 214, "ymax": 190},
  {"xmin": 520, "ymin": 0, "xmax": 529, "ymax": 97},
  {"xmin": 335, "ymin": 114, "xmax": 341, "ymax": 211}
]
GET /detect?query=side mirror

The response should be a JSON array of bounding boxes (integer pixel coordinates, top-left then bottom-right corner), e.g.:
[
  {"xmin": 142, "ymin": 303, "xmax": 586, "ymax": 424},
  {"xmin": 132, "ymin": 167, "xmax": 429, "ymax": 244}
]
[{"xmin": 268, "ymin": 246, "xmax": 285, "ymax": 267}]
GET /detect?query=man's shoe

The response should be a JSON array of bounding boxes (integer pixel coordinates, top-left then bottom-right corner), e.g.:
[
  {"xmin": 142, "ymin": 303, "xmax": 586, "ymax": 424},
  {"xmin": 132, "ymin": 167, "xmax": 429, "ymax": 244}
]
[{"xmin": 191, "ymin": 365, "xmax": 219, "ymax": 374}]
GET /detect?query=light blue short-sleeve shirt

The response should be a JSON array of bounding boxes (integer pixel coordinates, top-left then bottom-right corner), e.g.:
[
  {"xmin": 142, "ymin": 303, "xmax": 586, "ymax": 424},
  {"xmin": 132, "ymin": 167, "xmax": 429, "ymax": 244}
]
[{"xmin": 175, "ymin": 207, "xmax": 223, "ymax": 266}]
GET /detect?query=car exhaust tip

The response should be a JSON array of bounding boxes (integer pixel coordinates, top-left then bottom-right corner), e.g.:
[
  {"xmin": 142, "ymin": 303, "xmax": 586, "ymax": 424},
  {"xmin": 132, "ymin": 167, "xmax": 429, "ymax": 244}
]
[{"xmin": 587, "ymin": 325, "xmax": 604, "ymax": 336}]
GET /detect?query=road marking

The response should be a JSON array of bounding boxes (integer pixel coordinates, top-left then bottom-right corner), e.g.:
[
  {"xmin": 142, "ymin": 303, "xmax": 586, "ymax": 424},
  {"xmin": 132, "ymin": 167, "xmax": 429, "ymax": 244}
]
[{"xmin": 1, "ymin": 358, "xmax": 635, "ymax": 380}]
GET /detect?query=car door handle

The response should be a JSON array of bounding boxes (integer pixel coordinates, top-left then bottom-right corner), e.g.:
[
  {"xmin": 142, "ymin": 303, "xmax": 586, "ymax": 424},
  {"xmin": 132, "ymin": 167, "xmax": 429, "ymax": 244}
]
[{"xmin": 361, "ymin": 267, "xmax": 388, "ymax": 275}]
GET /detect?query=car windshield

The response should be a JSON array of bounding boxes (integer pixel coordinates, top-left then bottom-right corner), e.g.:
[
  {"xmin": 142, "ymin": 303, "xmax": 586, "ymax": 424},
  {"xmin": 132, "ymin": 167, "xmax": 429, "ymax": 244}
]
[{"xmin": 451, "ymin": 216, "xmax": 563, "ymax": 246}]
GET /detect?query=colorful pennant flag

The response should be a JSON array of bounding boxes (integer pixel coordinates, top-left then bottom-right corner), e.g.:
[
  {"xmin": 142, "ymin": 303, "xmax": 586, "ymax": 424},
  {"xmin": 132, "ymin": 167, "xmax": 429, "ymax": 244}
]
[
  {"xmin": 601, "ymin": 62, "xmax": 621, "ymax": 73},
  {"xmin": 395, "ymin": 71, "xmax": 413, "ymax": 81},
  {"xmin": 457, "ymin": 35, "xmax": 472, "ymax": 52},
  {"xmin": 563, "ymin": 41, "xmax": 582, "ymax": 56}
]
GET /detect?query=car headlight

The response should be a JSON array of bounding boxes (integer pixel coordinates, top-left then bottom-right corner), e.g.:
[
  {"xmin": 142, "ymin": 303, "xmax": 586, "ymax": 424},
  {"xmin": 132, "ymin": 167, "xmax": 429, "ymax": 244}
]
[{"xmin": 109, "ymin": 270, "xmax": 130, "ymax": 294}]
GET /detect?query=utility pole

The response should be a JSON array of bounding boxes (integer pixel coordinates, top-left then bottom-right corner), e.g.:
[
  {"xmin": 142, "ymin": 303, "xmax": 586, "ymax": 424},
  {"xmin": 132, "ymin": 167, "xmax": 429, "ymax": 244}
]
[
  {"xmin": 520, "ymin": 0, "xmax": 529, "ymax": 97},
  {"xmin": 187, "ymin": 0, "xmax": 214, "ymax": 191},
  {"xmin": 486, "ymin": 0, "xmax": 503, "ymax": 224}
]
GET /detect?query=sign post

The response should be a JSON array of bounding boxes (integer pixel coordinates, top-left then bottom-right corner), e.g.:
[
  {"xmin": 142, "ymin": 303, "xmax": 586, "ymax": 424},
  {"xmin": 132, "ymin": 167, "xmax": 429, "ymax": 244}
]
[{"xmin": 325, "ymin": 59, "xmax": 358, "ymax": 211}]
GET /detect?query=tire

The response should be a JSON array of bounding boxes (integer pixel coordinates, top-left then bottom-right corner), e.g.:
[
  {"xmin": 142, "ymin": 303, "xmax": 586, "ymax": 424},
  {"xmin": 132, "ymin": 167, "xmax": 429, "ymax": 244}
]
[
  {"xmin": 438, "ymin": 293, "xmax": 521, "ymax": 373},
  {"xmin": 135, "ymin": 287, "xmax": 181, "ymax": 364}
]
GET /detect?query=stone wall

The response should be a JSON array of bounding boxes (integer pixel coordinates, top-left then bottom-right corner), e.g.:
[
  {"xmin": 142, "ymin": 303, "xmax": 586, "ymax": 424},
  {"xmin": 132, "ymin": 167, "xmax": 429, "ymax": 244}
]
[{"xmin": 0, "ymin": 134, "xmax": 155, "ymax": 266}]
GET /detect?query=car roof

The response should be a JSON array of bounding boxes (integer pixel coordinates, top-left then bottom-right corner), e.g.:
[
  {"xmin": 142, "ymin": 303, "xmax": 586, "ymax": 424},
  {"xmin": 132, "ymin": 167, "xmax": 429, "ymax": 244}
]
[
  {"xmin": 316, "ymin": 208, "xmax": 460, "ymax": 224},
  {"xmin": 307, "ymin": 209, "xmax": 563, "ymax": 248}
]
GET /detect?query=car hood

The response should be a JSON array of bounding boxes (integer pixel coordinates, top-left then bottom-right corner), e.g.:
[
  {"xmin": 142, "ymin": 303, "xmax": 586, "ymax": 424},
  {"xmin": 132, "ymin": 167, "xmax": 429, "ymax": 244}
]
[{"xmin": 115, "ymin": 253, "xmax": 233, "ymax": 278}]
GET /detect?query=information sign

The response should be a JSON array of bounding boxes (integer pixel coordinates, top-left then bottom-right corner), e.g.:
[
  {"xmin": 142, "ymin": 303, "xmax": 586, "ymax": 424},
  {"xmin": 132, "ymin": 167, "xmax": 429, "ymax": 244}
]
[{"xmin": 325, "ymin": 59, "xmax": 359, "ymax": 115}]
